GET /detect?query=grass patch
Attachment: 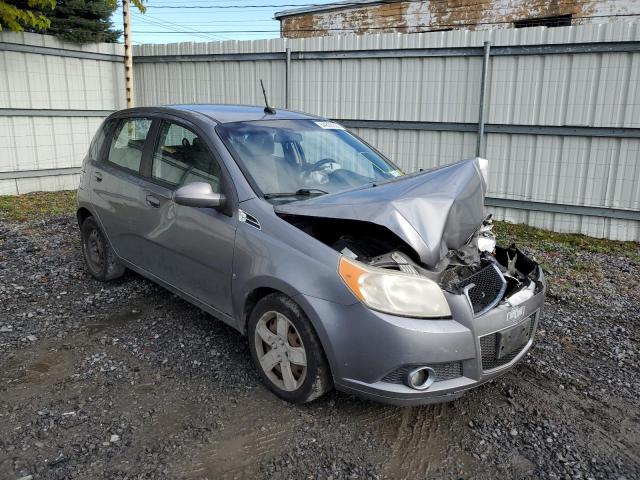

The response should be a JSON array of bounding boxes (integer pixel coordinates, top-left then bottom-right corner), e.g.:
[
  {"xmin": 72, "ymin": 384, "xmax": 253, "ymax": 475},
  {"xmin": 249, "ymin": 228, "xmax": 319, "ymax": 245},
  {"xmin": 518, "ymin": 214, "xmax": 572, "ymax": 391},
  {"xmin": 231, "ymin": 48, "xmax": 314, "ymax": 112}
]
[
  {"xmin": 1, "ymin": 190, "xmax": 638, "ymax": 264},
  {"xmin": 0, "ymin": 190, "xmax": 77, "ymax": 222},
  {"xmin": 494, "ymin": 220, "xmax": 640, "ymax": 263}
]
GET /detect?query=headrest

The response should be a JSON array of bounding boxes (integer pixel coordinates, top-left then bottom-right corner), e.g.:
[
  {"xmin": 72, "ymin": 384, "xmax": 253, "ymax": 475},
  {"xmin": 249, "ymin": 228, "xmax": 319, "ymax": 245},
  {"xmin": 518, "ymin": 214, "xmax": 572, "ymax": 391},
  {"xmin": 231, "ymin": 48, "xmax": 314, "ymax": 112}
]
[{"xmin": 245, "ymin": 131, "xmax": 274, "ymax": 156}]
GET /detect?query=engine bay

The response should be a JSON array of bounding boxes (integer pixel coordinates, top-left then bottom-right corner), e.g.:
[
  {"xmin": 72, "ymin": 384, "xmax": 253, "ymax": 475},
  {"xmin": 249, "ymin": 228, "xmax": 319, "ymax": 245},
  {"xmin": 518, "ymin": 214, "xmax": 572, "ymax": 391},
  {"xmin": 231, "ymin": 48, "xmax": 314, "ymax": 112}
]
[{"xmin": 280, "ymin": 213, "xmax": 543, "ymax": 314}]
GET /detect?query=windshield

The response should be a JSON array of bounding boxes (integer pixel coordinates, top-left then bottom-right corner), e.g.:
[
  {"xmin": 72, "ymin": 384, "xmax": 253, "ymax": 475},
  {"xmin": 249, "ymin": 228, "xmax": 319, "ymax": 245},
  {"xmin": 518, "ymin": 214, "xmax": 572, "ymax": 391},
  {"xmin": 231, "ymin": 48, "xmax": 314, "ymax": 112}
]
[{"xmin": 216, "ymin": 119, "xmax": 403, "ymax": 199}]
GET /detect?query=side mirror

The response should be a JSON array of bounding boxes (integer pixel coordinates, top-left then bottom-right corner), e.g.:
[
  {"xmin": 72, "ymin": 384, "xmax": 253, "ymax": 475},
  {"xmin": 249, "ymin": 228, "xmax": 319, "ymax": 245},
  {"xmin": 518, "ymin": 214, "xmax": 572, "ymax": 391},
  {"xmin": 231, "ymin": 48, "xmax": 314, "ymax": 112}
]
[{"xmin": 174, "ymin": 182, "xmax": 226, "ymax": 209}]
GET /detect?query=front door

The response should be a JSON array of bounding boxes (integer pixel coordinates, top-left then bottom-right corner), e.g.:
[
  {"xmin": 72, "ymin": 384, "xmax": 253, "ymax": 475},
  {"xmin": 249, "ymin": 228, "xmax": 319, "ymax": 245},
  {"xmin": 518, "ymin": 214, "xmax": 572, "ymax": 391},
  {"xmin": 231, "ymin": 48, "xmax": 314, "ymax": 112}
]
[{"xmin": 138, "ymin": 119, "xmax": 238, "ymax": 316}]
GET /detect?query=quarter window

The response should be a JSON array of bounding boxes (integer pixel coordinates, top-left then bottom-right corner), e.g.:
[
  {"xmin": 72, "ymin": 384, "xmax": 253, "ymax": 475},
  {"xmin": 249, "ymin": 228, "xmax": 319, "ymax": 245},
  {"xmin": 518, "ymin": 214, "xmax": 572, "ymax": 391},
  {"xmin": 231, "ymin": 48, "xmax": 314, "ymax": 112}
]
[
  {"xmin": 151, "ymin": 122, "xmax": 221, "ymax": 192},
  {"xmin": 89, "ymin": 120, "xmax": 112, "ymax": 162},
  {"xmin": 106, "ymin": 118, "xmax": 152, "ymax": 173}
]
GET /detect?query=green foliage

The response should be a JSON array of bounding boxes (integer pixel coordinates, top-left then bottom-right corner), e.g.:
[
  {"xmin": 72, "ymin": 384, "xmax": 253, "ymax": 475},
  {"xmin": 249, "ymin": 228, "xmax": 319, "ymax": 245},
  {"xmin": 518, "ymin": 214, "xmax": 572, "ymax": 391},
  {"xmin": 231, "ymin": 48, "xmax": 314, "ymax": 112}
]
[
  {"xmin": 44, "ymin": 0, "xmax": 121, "ymax": 43},
  {"xmin": 106, "ymin": 0, "xmax": 144, "ymax": 14},
  {"xmin": 130, "ymin": 0, "xmax": 143, "ymax": 13},
  {"xmin": 1, "ymin": 0, "xmax": 146, "ymax": 43},
  {"xmin": 0, "ymin": 190, "xmax": 77, "ymax": 222},
  {"xmin": 0, "ymin": 0, "xmax": 54, "ymax": 32},
  {"xmin": 493, "ymin": 220, "xmax": 640, "ymax": 263}
]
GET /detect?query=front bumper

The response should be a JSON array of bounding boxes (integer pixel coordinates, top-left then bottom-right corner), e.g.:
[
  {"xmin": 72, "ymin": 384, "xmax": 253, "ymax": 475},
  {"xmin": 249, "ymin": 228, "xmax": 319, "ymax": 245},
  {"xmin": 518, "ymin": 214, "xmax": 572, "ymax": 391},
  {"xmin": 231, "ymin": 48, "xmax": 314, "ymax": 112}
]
[{"xmin": 298, "ymin": 267, "xmax": 545, "ymax": 406}]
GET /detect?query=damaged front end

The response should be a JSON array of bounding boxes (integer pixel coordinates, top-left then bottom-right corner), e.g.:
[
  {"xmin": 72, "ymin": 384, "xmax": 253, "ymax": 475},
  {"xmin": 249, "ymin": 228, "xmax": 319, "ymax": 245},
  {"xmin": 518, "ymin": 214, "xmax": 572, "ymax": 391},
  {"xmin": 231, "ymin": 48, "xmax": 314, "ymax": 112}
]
[
  {"xmin": 345, "ymin": 216, "xmax": 544, "ymax": 317},
  {"xmin": 276, "ymin": 158, "xmax": 543, "ymax": 318},
  {"xmin": 411, "ymin": 215, "xmax": 544, "ymax": 316},
  {"xmin": 279, "ymin": 213, "xmax": 543, "ymax": 318}
]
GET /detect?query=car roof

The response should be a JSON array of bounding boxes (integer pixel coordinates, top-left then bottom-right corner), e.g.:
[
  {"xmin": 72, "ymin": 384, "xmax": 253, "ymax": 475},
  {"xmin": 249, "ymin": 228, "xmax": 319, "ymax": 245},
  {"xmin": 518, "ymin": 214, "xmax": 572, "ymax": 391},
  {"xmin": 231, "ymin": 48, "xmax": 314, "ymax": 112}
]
[{"xmin": 158, "ymin": 104, "xmax": 323, "ymax": 124}]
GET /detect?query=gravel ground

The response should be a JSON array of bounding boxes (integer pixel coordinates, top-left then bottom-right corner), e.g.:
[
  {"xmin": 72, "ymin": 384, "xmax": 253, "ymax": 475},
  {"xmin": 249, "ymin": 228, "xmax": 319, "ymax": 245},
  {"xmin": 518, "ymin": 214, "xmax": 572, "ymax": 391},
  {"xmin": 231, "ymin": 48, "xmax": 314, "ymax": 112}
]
[{"xmin": 1, "ymin": 213, "xmax": 639, "ymax": 480}]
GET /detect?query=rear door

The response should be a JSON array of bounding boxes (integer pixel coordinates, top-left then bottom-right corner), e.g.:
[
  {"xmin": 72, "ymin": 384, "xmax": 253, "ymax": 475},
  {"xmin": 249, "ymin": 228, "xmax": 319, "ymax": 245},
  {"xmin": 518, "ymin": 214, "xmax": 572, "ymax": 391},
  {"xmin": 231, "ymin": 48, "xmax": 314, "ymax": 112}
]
[
  {"xmin": 136, "ymin": 118, "xmax": 238, "ymax": 316},
  {"xmin": 91, "ymin": 116, "xmax": 155, "ymax": 263}
]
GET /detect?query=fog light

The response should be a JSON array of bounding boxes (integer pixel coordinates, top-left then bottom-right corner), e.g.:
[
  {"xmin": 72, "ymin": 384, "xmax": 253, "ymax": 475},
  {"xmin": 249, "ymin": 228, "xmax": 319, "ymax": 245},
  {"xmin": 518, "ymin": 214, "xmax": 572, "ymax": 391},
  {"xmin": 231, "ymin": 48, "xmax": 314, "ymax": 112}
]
[{"xmin": 405, "ymin": 366, "xmax": 436, "ymax": 390}]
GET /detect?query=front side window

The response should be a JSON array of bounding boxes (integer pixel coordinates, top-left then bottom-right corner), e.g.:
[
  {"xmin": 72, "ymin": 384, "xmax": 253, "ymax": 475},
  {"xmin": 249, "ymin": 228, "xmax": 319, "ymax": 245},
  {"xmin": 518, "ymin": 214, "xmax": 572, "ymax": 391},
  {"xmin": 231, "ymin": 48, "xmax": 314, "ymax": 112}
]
[
  {"xmin": 151, "ymin": 122, "xmax": 221, "ymax": 192},
  {"xmin": 216, "ymin": 119, "xmax": 403, "ymax": 200},
  {"xmin": 106, "ymin": 118, "xmax": 152, "ymax": 173}
]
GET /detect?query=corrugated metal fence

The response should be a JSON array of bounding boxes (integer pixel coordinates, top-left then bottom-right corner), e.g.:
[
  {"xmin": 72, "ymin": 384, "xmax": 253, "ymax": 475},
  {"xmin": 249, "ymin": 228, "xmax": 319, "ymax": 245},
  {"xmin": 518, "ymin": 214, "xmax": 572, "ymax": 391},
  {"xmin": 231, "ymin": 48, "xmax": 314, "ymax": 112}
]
[
  {"xmin": 1, "ymin": 26, "xmax": 638, "ymax": 241},
  {"xmin": 134, "ymin": 23, "xmax": 640, "ymax": 241},
  {"xmin": 0, "ymin": 31, "xmax": 124, "ymax": 194}
]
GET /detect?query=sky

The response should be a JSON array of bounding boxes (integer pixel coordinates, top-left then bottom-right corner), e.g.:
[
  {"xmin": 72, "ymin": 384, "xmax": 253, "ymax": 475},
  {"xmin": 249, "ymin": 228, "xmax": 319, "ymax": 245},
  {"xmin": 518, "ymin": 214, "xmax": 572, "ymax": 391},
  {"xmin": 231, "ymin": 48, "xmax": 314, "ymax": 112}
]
[{"xmin": 111, "ymin": 0, "xmax": 339, "ymax": 44}]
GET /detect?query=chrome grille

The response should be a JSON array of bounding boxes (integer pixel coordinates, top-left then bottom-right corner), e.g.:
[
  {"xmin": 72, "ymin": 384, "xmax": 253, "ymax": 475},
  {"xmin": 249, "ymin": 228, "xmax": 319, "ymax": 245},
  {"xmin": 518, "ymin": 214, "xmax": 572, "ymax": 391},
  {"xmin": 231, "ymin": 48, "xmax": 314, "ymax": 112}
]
[
  {"xmin": 457, "ymin": 264, "xmax": 507, "ymax": 316},
  {"xmin": 381, "ymin": 362, "xmax": 463, "ymax": 384},
  {"xmin": 479, "ymin": 314, "xmax": 537, "ymax": 371}
]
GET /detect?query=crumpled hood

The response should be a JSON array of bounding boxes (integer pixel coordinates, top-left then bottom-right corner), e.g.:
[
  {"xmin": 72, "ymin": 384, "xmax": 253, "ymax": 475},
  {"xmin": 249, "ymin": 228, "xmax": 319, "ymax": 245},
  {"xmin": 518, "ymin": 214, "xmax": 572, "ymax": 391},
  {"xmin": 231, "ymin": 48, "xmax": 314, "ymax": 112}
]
[{"xmin": 275, "ymin": 157, "xmax": 487, "ymax": 268}]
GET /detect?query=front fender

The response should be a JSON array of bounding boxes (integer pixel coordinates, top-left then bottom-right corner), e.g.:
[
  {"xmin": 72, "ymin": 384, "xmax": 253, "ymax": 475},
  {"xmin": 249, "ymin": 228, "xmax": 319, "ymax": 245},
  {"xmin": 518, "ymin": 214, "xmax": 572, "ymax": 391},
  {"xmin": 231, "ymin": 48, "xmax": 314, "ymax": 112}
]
[{"xmin": 231, "ymin": 208, "xmax": 359, "ymax": 333}]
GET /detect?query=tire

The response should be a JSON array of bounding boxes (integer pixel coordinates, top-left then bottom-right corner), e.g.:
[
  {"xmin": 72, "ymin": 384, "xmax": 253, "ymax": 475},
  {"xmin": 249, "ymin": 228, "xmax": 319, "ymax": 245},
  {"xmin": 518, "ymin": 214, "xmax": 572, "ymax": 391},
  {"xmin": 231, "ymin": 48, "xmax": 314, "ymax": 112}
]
[
  {"xmin": 80, "ymin": 216, "xmax": 126, "ymax": 282},
  {"xmin": 248, "ymin": 293, "xmax": 333, "ymax": 403}
]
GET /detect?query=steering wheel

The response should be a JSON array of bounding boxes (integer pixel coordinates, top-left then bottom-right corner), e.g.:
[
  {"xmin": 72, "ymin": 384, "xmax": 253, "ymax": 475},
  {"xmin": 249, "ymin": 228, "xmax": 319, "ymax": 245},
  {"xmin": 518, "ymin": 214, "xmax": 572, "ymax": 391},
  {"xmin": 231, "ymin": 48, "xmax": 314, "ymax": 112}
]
[
  {"xmin": 182, "ymin": 137, "xmax": 191, "ymax": 148},
  {"xmin": 310, "ymin": 158, "xmax": 339, "ymax": 172}
]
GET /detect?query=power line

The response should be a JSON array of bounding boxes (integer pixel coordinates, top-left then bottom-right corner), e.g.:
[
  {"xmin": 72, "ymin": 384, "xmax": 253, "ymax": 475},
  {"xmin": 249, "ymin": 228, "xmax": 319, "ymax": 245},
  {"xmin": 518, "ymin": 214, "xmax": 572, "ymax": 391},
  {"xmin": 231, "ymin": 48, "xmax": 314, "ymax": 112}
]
[
  {"xmin": 147, "ymin": 0, "xmax": 425, "ymax": 8},
  {"xmin": 141, "ymin": 0, "xmax": 635, "ymax": 19},
  {"xmin": 138, "ymin": 19, "xmax": 278, "ymax": 23},
  {"xmin": 130, "ymin": 2, "xmax": 638, "ymax": 25},
  {"xmin": 129, "ymin": 12, "xmax": 640, "ymax": 35},
  {"xmin": 132, "ymin": 12, "xmax": 231, "ymax": 41},
  {"xmin": 134, "ymin": 20, "xmax": 225, "ymax": 42},
  {"xmin": 146, "ymin": 0, "xmax": 632, "ymax": 9},
  {"xmin": 147, "ymin": 0, "xmax": 325, "ymax": 3}
]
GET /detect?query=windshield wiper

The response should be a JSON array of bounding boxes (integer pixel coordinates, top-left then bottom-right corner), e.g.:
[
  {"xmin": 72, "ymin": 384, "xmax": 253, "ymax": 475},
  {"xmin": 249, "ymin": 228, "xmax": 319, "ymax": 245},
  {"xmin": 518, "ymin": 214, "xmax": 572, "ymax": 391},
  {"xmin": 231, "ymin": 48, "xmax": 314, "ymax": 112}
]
[{"xmin": 263, "ymin": 188, "xmax": 328, "ymax": 199}]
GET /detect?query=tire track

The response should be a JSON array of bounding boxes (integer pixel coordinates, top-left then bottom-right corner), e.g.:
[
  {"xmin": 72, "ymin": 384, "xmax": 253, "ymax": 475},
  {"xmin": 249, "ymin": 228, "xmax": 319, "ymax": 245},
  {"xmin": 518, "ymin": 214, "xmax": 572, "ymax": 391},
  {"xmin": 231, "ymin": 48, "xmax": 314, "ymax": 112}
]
[{"xmin": 382, "ymin": 404, "xmax": 454, "ymax": 479}]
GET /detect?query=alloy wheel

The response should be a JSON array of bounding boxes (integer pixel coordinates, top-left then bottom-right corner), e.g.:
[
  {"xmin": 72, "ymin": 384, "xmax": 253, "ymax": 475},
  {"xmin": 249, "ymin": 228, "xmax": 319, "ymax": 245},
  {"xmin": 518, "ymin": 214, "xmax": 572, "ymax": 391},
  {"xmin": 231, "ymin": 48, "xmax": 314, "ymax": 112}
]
[
  {"xmin": 86, "ymin": 228, "xmax": 105, "ymax": 271},
  {"xmin": 254, "ymin": 311, "xmax": 307, "ymax": 391}
]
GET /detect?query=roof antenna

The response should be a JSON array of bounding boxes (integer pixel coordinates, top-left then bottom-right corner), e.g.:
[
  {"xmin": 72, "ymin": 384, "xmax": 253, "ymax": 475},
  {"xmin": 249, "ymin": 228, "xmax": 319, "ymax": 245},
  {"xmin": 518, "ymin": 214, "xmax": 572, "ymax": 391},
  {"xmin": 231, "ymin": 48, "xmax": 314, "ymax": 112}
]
[{"xmin": 260, "ymin": 79, "xmax": 276, "ymax": 115}]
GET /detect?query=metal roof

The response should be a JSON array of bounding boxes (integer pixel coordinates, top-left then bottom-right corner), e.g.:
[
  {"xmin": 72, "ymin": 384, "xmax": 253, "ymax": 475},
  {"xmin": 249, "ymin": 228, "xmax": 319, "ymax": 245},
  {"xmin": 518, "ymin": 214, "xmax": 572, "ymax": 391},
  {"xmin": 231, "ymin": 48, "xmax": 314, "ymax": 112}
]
[
  {"xmin": 167, "ymin": 104, "xmax": 322, "ymax": 123},
  {"xmin": 274, "ymin": 0, "xmax": 396, "ymax": 19}
]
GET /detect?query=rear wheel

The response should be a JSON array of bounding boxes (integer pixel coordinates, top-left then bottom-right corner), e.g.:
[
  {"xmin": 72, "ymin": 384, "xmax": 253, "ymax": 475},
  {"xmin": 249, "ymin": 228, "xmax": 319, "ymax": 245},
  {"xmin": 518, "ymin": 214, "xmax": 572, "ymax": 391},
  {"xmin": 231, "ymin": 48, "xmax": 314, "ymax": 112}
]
[
  {"xmin": 248, "ymin": 293, "xmax": 332, "ymax": 403},
  {"xmin": 80, "ymin": 216, "xmax": 125, "ymax": 281}
]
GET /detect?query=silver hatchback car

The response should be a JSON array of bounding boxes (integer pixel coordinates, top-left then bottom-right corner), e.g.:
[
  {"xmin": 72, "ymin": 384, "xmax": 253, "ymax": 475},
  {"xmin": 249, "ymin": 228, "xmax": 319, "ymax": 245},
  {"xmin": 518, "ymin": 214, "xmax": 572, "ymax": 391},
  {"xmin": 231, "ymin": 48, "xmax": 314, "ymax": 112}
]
[{"xmin": 77, "ymin": 104, "xmax": 545, "ymax": 406}]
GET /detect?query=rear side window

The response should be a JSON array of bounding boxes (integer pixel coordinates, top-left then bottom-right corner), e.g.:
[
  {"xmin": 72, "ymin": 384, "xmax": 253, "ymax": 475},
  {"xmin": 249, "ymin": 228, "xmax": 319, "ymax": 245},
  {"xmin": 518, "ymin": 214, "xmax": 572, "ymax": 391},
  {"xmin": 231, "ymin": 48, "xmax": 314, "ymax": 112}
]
[
  {"xmin": 151, "ymin": 121, "xmax": 222, "ymax": 192},
  {"xmin": 88, "ymin": 120, "xmax": 111, "ymax": 162},
  {"xmin": 106, "ymin": 118, "xmax": 152, "ymax": 173}
]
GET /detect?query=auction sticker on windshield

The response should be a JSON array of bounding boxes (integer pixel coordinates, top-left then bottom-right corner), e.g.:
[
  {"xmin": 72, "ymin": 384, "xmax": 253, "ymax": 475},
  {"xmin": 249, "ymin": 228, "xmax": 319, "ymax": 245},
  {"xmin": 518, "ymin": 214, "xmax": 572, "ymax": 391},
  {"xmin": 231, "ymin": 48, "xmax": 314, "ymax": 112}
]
[{"xmin": 314, "ymin": 121, "xmax": 345, "ymax": 130}]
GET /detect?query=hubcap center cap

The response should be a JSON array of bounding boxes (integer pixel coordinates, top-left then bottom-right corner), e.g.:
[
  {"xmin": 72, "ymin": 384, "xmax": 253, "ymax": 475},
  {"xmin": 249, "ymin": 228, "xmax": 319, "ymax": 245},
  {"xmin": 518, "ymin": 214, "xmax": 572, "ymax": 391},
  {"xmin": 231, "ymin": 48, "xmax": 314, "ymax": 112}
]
[{"xmin": 272, "ymin": 336, "xmax": 287, "ymax": 353}]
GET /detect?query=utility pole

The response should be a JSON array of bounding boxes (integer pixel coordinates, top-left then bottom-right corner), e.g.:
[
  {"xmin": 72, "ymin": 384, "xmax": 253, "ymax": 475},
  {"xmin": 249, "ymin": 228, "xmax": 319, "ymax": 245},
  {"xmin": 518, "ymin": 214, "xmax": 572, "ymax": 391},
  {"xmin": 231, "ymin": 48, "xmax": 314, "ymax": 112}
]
[
  {"xmin": 122, "ymin": 0, "xmax": 134, "ymax": 108},
  {"xmin": 476, "ymin": 41, "xmax": 491, "ymax": 157}
]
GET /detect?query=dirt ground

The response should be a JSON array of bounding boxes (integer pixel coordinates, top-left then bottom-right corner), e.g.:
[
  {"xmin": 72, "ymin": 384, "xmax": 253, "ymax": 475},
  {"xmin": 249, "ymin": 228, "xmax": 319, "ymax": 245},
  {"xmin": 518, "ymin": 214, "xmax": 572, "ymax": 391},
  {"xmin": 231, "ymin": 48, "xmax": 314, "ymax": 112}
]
[{"xmin": 1, "ymin": 204, "xmax": 639, "ymax": 479}]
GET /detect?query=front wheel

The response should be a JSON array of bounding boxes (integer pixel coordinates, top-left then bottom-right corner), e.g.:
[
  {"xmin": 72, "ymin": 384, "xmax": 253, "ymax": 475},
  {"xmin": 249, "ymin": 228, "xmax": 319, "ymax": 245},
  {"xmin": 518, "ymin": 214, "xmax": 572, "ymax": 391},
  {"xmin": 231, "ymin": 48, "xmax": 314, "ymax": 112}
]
[
  {"xmin": 80, "ymin": 216, "xmax": 126, "ymax": 282},
  {"xmin": 248, "ymin": 293, "xmax": 332, "ymax": 403}
]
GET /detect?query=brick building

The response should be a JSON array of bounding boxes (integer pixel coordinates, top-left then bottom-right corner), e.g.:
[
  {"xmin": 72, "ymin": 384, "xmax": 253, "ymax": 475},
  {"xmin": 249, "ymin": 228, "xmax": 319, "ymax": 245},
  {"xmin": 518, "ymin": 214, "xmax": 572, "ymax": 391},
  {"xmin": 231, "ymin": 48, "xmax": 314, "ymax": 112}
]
[{"xmin": 275, "ymin": 0, "xmax": 640, "ymax": 39}]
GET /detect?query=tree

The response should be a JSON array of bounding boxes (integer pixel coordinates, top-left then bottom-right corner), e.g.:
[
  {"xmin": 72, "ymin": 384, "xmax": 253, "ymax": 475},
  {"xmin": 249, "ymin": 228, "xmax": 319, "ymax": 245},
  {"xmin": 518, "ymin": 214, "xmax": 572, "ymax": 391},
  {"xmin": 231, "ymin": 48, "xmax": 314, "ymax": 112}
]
[
  {"xmin": 41, "ymin": 0, "xmax": 121, "ymax": 43},
  {"xmin": 0, "ymin": 0, "xmax": 54, "ymax": 32},
  {"xmin": 107, "ymin": 0, "xmax": 144, "ymax": 14},
  {"xmin": 0, "ymin": 0, "xmax": 145, "ymax": 43}
]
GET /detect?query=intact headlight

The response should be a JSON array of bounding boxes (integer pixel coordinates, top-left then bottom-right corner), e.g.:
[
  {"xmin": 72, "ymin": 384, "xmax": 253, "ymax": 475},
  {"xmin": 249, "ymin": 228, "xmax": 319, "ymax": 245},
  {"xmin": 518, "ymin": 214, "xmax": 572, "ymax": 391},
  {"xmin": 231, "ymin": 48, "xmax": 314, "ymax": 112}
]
[{"xmin": 338, "ymin": 257, "xmax": 451, "ymax": 318}]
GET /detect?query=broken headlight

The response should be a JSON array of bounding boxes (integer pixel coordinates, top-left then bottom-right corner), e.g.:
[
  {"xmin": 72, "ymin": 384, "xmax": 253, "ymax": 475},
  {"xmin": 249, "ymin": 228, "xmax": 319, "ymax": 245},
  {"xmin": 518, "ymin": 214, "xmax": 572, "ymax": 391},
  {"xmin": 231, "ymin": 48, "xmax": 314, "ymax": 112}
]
[{"xmin": 338, "ymin": 257, "xmax": 451, "ymax": 318}]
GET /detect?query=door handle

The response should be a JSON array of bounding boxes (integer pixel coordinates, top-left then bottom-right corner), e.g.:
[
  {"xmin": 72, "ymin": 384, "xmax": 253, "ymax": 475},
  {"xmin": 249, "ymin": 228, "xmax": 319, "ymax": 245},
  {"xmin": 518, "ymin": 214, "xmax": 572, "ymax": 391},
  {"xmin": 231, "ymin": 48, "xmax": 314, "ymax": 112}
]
[
  {"xmin": 146, "ymin": 194, "xmax": 161, "ymax": 208},
  {"xmin": 94, "ymin": 172, "xmax": 103, "ymax": 182}
]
